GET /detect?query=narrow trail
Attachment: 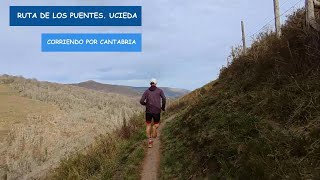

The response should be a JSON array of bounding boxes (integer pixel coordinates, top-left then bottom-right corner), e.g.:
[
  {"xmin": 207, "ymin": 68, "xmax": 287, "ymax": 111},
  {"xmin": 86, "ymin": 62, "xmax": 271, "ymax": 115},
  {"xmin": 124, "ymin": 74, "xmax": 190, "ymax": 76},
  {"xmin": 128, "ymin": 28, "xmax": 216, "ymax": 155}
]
[{"xmin": 140, "ymin": 115, "xmax": 175, "ymax": 180}]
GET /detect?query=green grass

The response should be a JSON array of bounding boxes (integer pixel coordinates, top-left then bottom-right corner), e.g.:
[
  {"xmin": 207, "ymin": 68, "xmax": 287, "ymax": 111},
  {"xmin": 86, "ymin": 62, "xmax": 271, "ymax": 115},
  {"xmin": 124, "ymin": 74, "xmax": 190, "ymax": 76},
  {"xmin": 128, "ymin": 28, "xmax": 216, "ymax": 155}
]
[
  {"xmin": 160, "ymin": 9, "xmax": 320, "ymax": 179},
  {"xmin": 49, "ymin": 114, "xmax": 147, "ymax": 180}
]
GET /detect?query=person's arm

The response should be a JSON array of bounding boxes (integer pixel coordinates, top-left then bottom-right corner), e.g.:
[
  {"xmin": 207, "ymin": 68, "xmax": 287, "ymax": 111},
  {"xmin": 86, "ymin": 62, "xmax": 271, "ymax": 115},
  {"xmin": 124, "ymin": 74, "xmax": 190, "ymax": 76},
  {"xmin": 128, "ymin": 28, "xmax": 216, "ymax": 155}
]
[
  {"xmin": 160, "ymin": 90, "xmax": 166, "ymax": 111},
  {"xmin": 140, "ymin": 91, "xmax": 147, "ymax": 105}
]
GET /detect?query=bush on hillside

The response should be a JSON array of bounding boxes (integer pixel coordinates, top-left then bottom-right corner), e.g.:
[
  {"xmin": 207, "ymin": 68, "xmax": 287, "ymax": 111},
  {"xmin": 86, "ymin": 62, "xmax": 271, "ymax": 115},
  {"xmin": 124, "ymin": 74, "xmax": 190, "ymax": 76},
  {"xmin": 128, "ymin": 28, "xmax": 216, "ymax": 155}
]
[{"xmin": 161, "ymin": 9, "xmax": 320, "ymax": 179}]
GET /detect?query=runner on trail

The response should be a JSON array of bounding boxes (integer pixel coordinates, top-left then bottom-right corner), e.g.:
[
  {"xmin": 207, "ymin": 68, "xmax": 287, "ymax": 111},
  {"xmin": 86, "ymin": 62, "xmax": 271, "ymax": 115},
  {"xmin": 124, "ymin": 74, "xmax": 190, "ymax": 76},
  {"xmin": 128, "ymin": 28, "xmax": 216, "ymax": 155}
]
[{"xmin": 140, "ymin": 78, "xmax": 166, "ymax": 148}]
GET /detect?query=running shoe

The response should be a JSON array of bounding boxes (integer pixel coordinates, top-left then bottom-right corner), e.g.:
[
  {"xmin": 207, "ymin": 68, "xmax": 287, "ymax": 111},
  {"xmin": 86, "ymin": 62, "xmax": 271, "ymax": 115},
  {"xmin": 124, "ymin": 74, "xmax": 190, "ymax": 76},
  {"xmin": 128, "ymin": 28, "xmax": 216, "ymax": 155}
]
[{"xmin": 148, "ymin": 139, "xmax": 153, "ymax": 148}]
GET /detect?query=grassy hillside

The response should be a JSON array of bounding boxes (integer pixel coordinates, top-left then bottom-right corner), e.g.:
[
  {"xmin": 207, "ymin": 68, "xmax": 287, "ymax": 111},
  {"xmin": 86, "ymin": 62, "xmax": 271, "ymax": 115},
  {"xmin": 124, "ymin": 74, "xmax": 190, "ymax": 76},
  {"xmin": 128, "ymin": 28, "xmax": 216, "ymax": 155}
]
[
  {"xmin": 0, "ymin": 75, "xmax": 142, "ymax": 179},
  {"xmin": 49, "ymin": 113, "xmax": 147, "ymax": 180},
  {"xmin": 0, "ymin": 84, "xmax": 63, "ymax": 179},
  {"xmin": 161, "ymin": 10, "xmax": 320, "ymax": 179}
]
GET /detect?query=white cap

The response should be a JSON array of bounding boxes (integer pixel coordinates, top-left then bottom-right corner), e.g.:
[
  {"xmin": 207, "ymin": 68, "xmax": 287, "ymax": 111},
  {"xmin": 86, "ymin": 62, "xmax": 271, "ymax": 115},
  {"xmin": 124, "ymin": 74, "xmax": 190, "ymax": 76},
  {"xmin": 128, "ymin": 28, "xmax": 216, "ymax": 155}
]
[{"xmin": 150, "ymin": 78, "xmax": 157, "ymax": 84}]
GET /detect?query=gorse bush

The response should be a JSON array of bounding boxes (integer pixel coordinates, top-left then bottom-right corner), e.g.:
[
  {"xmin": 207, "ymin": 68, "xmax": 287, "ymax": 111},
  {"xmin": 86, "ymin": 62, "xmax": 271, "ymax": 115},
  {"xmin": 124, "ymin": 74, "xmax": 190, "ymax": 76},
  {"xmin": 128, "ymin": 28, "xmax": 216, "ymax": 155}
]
[{"xmin": 161, "ymin": 9, "xmax": 320, "ymax": 179}]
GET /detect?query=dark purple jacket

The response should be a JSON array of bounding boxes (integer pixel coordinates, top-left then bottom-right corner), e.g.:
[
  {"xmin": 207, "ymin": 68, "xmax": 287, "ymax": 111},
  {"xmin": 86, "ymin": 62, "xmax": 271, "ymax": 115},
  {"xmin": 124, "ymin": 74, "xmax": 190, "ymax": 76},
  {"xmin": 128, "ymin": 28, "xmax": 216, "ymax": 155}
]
[{"xmin": 140, "ymin": 86, "xmax": 166, "ymax": 114}]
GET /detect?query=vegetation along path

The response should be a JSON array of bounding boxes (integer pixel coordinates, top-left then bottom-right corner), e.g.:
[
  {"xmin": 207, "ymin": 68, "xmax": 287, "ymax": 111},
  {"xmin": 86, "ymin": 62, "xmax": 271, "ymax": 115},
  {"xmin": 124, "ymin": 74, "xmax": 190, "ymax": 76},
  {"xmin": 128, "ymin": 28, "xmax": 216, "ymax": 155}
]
[{"xmin": 140, "ymin": 115, "xmax": 175, "ymax": 180}]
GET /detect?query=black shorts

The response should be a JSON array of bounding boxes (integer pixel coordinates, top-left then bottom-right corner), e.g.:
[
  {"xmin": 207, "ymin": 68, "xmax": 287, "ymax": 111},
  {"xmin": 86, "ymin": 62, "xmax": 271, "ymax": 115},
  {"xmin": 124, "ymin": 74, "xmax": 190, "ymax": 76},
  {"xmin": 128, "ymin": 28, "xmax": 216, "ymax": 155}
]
[{"xmin": 146, "ymin": 113, "xmax": 160, "ymax": 124}]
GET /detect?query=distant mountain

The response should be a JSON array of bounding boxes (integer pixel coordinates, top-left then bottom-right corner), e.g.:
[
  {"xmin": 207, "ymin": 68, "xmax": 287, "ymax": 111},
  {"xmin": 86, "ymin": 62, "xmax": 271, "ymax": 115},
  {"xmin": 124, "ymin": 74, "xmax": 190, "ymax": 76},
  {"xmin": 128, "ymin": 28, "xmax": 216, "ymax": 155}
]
[
  {"xmin": 71, "ymin": 80, "xmax": 140, "ymax": 97},
  {"xmin": 71, "ymin": 80, "xmax": 190, "ymax": 98},
  {"xmin": 130, "ymin": 87, "xmax": 190, "ymax": 98}
]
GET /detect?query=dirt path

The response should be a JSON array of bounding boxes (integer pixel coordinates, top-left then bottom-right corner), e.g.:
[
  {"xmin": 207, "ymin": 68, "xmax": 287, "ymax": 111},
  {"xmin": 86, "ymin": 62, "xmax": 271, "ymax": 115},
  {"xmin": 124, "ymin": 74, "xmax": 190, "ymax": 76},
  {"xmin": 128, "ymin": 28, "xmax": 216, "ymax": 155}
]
[{"xmin": 140, "ymin": 116, "xmax": 174, "ymax": 180}]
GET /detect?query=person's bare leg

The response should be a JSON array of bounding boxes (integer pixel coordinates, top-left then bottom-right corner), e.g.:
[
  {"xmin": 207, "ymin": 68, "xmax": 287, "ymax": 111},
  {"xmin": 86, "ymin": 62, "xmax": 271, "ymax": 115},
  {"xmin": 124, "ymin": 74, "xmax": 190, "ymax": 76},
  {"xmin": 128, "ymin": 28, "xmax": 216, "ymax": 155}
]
[
  {"xmin": 146, "ymin": 123, "xmax": 152, "ymax": 138},
  {"xmin": 146, "ymin": 123, "xmax": 153, "ymax": 148},
  {"xmin": 152, "ymin": 123, "xmax": 160, "ymax": 138}
]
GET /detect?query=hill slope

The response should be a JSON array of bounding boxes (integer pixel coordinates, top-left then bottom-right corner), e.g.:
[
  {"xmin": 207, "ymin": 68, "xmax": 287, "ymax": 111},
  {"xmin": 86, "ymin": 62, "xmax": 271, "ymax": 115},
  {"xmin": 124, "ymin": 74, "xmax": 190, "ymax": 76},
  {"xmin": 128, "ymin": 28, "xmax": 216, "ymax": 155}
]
[
  {"xmin": 0, "ymin": 75, "xmax": 142, "ymax": 179},
  {"xmin": 161, "ymin": 10, "xmax": 320, "ymax": 179},
  {"xmin": 0, "ymin": 84, "xmax": 64, "ymax": 179},
  {"xmin": 71, "ymin": 80, "xmax": 190, "ymax": 98}
]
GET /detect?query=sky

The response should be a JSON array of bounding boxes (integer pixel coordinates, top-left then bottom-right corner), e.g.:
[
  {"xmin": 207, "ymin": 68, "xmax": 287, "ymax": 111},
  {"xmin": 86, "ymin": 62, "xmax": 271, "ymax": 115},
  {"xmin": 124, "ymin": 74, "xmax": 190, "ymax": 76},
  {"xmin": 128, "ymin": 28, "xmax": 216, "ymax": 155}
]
[{"xmin": 0, "ymin": 0, "xmax": 304, "ymax": 90}]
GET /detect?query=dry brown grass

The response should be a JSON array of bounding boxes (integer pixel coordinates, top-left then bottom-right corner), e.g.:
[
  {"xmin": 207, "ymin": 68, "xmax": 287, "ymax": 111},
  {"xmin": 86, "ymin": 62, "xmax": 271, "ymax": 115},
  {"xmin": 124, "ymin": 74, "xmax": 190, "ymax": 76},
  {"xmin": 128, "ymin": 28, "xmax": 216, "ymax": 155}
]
[
  {"xmin": 0, "ymin": 75, "xmax": 142, "ymax": 179},
  {"xmin": 49, "ymin": 113, "xmax": 146, "ymax": 180}
]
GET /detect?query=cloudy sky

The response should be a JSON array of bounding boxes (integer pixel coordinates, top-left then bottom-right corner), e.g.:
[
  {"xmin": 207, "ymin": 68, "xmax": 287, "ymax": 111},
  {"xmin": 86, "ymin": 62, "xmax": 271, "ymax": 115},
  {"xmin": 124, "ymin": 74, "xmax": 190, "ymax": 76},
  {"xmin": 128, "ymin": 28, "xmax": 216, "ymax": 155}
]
[{"xmin": 0, "ymin": 0, "xmax": 304, "ymax": 90}]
